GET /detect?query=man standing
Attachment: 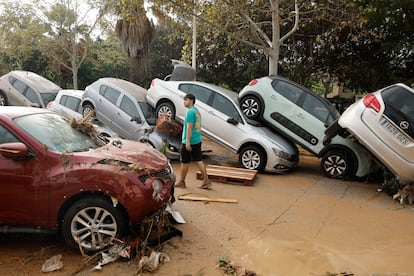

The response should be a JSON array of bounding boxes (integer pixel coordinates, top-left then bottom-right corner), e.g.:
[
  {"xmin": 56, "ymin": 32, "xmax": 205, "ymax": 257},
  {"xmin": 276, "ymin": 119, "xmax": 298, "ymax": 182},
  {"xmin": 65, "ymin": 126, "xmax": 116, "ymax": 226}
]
[{"xmin": 175, "ymin": 93, "xmax": 212, "ymax": 189}]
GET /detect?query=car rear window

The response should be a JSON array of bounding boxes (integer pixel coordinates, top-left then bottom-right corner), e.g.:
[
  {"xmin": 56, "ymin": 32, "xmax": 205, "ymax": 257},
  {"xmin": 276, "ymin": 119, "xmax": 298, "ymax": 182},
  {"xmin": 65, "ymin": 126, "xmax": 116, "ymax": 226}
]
[
  {"xmin": 41, "ymin": 92, "xmax": 58, "ymax": 107},
  {"xmin": 382, "ymin": 85, "xmax": 414, "ymax": 139}
]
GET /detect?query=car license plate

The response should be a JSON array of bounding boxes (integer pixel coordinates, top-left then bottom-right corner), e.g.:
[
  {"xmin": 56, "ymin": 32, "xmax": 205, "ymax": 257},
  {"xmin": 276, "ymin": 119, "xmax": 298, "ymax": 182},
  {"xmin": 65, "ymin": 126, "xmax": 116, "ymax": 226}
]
[{"xmin": 381, "ymin": 119, "xmax": 409, "ymax": 145}]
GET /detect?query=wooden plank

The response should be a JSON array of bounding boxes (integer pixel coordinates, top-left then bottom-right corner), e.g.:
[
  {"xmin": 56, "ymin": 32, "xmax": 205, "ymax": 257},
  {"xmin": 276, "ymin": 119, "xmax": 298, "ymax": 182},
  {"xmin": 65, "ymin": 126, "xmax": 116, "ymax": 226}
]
[
  {"xmin": 178, "ymin": 194, "xmax": 237, "ymax": 203},
  {"xmin": 196, "ymin": 165, "xmax": 257, "ymax": 186}
]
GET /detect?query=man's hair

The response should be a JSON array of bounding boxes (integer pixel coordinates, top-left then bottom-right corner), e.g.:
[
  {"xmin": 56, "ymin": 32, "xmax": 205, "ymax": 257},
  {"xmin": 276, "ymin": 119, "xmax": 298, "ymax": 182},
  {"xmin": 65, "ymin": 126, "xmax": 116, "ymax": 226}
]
[{"xmin": 184, "ymin": 93, "xmax": 196, "ymax": 104}]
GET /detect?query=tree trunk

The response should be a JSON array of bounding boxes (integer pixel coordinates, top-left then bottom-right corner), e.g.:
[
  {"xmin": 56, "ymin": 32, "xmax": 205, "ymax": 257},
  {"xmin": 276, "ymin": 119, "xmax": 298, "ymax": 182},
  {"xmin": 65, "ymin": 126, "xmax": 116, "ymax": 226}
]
[
  {"xmin": 269, "ymin": 0, "xmax": 281, "ymax": 76},
  {"xmin": 129, "ymin": 56, "xmax": 142, "ymax": 84}
]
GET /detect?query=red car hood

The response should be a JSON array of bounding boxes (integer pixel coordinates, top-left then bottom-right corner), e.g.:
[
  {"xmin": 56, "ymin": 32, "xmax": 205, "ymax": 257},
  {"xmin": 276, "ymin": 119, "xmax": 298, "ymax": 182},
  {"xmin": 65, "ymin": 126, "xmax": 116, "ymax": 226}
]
[{"xmin": 79, "ymin": 139, "xmax": 168, "ymax": 172}]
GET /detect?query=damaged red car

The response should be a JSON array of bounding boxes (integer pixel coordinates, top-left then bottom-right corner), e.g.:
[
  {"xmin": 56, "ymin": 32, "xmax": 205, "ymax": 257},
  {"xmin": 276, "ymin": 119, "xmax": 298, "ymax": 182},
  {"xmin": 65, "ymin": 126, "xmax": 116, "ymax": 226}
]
[{"xmin": 0, "ymin": 106, "xmax": 175, "ymax": 252}]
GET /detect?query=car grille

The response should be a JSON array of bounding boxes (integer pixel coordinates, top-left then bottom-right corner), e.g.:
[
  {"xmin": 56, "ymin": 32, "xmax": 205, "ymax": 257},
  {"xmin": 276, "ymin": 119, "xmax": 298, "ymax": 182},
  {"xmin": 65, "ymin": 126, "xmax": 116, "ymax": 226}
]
[{"xmin": 139, "ymin": 166, "xmax": 173, "ymax": 182}]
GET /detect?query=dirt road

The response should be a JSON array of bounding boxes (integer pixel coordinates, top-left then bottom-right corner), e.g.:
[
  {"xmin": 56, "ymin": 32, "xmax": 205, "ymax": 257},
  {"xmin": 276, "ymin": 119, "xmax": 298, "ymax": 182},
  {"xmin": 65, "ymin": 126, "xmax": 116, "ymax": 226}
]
[{"xmin": 1, "ymin": 141, "xmax": 414, "ymax": 276}]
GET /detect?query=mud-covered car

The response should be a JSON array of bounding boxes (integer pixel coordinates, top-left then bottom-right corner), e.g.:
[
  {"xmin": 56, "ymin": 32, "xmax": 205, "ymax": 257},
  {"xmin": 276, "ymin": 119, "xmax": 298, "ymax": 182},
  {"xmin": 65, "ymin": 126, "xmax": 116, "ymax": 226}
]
[
  {"xmin": 238, "ymin": 75, "xmax": 372, "ymax": 179},
  {"xmin": 81, "ymin": 78, "xmax": 181, "ymax": 160},
  {"xmin": 0, "ymin": 71, "xmax": 61, "ymax": 108},
  {"xmin": 324, "ymin": 83, "xmax": 414, "ymax": 186},
  {"xmin": 0, "ymin": 107, "xmax": 175, "ymax": 252}
]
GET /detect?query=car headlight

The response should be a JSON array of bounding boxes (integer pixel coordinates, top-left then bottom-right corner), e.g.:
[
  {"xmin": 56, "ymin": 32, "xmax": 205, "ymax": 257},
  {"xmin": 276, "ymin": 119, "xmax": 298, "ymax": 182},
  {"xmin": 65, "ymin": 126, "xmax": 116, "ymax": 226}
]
[{"xmin": 273, "ymin": 148, "xmax": 293, "ymax": 160}]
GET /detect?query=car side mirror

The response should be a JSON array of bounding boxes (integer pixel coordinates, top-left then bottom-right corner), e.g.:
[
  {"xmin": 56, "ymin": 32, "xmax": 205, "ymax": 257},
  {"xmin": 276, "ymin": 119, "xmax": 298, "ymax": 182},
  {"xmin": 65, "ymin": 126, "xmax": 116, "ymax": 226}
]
[
  {"xmin": 226, "ymin": 118, "xmax": 239, "ymax": 125},
  {"xmin": 0, "ymin": 142, "xmax": 30, "ymax": 159},
  {"xmin": 130, "ymin": 116, "xmax": 142, "ymax": 124}
]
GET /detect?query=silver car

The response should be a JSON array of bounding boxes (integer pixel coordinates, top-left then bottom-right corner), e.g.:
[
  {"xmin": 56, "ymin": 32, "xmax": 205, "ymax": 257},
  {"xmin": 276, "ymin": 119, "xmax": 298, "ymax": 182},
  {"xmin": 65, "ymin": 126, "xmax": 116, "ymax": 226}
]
[
  {"xmin": 0, "ymin": 71, "xmax": 61, "ymax": 108},
  {"xmin": 147, "ymin": 78, "xmax": 299, "ymax": 173},
  {"xmin": 325, "ymin": 83, "xmax": 414, "ymax": 185},
  {"xmin": 81, "ymin": 78, "xmax": 181, "ymax": 160}
]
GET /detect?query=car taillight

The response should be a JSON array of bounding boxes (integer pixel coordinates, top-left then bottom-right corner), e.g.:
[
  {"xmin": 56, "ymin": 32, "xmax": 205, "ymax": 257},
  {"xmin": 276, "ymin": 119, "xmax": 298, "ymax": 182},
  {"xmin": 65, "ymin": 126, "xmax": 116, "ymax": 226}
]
[
  {"xmin": 248, "ymin": 79, "xmax": 258, "ymax": 86},
  {"xmin": 151, "ymin": 79, "xmax": 155, "ymax": 87},
  {"xmin": 363, "ymin": 93, "xmax": 381, "ymax": 112},
  {"xmin": 47, "ymin": 101, "xmax": 53, "ymax": 108}
]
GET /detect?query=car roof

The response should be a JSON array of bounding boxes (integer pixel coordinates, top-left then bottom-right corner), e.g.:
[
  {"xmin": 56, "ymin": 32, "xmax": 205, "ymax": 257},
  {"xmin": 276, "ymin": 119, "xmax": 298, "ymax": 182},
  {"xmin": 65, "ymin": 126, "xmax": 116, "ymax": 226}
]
[
  {"xmin": 97, "ymin": 78, "xmax": 147, "ymax": 101},
  {"xmin": 8, "ymin": 71, "xmax": 61, "ymax": 93},
  {"xmin": 177, "ymin": 81, "xmax": 239, "ymax": 102},
  {"xmin": 57, "ymin": 89, "xmax": 84, "ymax": 99},
  {"xmin": 0, "ymin": 106, "xmax": 51, "ymax": 119}
]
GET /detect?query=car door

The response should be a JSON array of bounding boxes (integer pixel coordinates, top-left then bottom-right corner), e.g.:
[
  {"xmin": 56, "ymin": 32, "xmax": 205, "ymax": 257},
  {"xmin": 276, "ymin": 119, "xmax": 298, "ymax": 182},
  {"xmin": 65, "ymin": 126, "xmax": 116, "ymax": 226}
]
[
  {"xmin": 24, "ymin": 86, "xmax": 43, "ymax": 107},
  {"xmin": 112, "ymin": 94, "xmax": 145, "ymax": 140},
  {"xmin": 60, "ymin": 94, "xmax": 82, "ymax": 119},
  {"xmin": 0, "ymin": 125, "xmax": 49, "ymax": 225},
  {"xmin": 179, "ymin": 84, "xmax": 214, "ymax": 138},
  {"xmin": 7, "ymin": 77, "xmax": 32, "ymax": 106},
  {"xmin": 96, "ymin": 85, "xmax": 121, "ymax": 126},
  {"xmin": 295, "ymin": 92, "xmax": 337, "ymax": 154},
  {"xmin": 207, "ymin": 92, "xmax": 244, "ymax": 150},
  {"xmin": 267, "ymin": 80, "xmax": 322, "ymax": 154}
]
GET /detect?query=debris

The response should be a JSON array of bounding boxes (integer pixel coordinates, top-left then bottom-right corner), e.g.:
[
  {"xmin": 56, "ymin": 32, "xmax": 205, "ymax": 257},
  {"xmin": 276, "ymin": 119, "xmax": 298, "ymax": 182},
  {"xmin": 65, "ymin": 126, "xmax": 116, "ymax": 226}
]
[
  {"xmin": 137, "ymin": 250, "xmax": 170, "ymax": 273},
  {"xmin": 41, "ymin": 254, "xmax": 63, "ymax": 273},
  {"xmin": 166, "ymin": 203, "xmax": 186, "ymax": 224},
  {"xmin": 92, "ymin": 243, "xmax": 124, "ymax": 270},
  {"xmin": 393, "ymin": 183, "xmax": 414, "ymax": 205},
  {"xmin": 217, "ymin": 256, "xmax": 256, "ymax": 276},
  {"xmin": 178, "ymin": 194, "xmax": 237, "ymax": 203},
  {"xmin": 196, "ymin": 165, "xmax": 257, "ymax": 186},
  {"xmin": 157, "ymin": 119, "xmax": 182, "ymax": 137}
]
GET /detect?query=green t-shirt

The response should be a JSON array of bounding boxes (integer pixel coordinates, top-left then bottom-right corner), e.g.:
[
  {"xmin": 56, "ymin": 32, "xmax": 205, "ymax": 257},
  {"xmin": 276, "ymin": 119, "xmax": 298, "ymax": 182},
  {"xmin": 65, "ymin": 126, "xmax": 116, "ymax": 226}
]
[{"xmin": 182, "ymin": 107, "xmax": 202, "ymax": 145}]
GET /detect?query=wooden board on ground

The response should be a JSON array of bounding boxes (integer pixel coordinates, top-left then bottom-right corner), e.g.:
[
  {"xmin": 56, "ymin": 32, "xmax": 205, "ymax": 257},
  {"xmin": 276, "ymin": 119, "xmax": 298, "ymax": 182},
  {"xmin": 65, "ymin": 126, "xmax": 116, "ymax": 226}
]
[
  {"xmin": 196, "ymin": 165, "xmax": 257, "ymax": 186},
  {"xmin": 178, "ymin": 194, "xmax": 237, "ymax": 203}
]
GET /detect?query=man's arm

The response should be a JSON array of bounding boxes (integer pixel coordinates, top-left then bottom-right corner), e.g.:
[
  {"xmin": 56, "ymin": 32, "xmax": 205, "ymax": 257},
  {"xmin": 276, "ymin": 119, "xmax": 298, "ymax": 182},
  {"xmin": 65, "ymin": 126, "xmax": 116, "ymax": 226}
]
[{"xmin": 186, "ymin": 122, "xmax": 193, "ymax": 150}]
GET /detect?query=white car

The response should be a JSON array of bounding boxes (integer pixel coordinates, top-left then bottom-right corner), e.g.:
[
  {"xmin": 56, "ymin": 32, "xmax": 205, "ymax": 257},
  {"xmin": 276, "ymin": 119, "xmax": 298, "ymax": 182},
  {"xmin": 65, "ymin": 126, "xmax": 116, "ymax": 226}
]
[
  {"xmin": 325, "ymin": 83, "xmax": 414, "ymax": 186},
  {"xmin": 47, "ymin": 89, "xmax": 118, "ymax": 138},
  {"xmin": 147, "ymin": 79, "xmax": 299, "ymax": 173}
]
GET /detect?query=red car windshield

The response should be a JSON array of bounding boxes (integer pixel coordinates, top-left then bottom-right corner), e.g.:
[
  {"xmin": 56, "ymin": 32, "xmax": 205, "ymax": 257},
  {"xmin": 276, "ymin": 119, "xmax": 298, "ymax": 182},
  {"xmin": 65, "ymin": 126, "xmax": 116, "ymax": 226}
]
[{"xmin": 14, "ymin": 113, "xmax": 99, "ymax": 152}]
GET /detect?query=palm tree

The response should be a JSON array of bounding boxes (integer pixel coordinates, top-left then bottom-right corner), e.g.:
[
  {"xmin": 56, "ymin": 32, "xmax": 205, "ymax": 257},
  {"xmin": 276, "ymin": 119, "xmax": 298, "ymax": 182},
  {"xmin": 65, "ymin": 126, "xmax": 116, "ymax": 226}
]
[{"xmin": 115, "ymin": 3, "xmax": 154, "ymax": 84}]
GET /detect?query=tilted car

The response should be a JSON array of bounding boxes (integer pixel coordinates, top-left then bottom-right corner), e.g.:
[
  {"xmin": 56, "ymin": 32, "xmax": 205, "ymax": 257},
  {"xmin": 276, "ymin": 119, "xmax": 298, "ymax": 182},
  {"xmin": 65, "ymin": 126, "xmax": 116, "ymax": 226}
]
[
  {"xmin": 0, "ymin": 107, "xmax": 175, "ymax": 252},
  {"xmin": 81, "ymin": 78, "xmax": 181, "ymax": 160},
  {"xmin": 147, "ymin": 78, "xmax": 299, "ymax": 173},
  {"xmin": 324, "ymin": 83, "xmax": 414, "ymax": 186},
  {"xmin": 47, "ymin": 89, "xmax": 119, "ymax": 138},
  {"xmin": 238, "ymin": 75, "xmax": 372, "ymax": 179},
  {"xmin": 0, "ymin": 71, "xmax": 61, "ymax": 108}
]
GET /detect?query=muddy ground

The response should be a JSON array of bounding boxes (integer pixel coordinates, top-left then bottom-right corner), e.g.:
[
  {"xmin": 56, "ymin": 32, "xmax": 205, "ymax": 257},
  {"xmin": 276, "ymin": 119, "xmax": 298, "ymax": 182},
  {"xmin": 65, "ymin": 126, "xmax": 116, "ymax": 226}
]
[{"xmin": 1, "ymin": 140, "xmax": 414, "ymax": 276}]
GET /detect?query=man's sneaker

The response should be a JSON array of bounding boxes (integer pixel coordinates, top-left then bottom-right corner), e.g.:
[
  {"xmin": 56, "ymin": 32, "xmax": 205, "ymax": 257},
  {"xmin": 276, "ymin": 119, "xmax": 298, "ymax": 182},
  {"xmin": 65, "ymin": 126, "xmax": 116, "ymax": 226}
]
[
  {"xmin": 175, "ymin": 180, "xmax": 186, "ymax": 188},
  {"xmin": 198, "ymin": 180, "xmax": 212, "ymax": 190}
]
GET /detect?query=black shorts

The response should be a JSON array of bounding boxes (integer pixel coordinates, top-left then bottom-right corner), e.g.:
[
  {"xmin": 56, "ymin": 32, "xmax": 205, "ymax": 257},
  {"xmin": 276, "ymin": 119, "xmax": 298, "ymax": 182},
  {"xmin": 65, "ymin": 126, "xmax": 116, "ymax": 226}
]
[{"xmin": 180, "ymin": 142, "xmax": 202, "ymax": 163}]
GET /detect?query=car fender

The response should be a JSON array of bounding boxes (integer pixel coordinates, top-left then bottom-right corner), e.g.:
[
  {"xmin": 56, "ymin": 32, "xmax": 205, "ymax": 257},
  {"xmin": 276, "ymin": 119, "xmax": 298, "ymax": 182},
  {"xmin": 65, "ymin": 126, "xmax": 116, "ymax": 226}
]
[{"xmin": 239, "ymin": 90, "xmax": 266, "ymax": 110}]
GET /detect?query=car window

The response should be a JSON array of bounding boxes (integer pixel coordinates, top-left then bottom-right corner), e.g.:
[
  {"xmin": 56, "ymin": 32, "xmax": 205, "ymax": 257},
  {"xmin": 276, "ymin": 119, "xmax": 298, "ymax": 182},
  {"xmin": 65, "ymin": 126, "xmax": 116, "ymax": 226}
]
[
  {"xmin": 211, "ymin": 93, "xmax": 242, "ymax": 123},
  {"xmin": 60, "ymin": 95, "xmax": 81, "ymax": 112},
  {"xmin": 41, "ymin": 93, "xmax": 57, "ymax": 106},
  {"xmin": 11, "ymin": 79, "xmax": 27, "ymax": 94},
  {"xmin": 14, "ymin": 113, "xmax": 99, "ymax": 152},
  {"xmin": 0, "ymin": 125, "xmax": 19, "ymax": 144},
  {"xmin": 302, "ymin": 93, "xmax": 331, "ymax": 123},
  {"xmin": 25, "ymin": 87, "xmax": 41, "ymax": 105},
  {"xmin": 120, "ymin": 95, "xmax": 140, "ymax": 118},
  {"xmin": 138, "ymin": 102, "xmax": 156, "ymax": 126},
  {"xmin": 382, "ymin": 85, "xmax": 414, "ymax": 138},
  {"xmin": 99, "ymin": 85, "xmax": 120, "ymax": 105},
  {"xmin": 272, "ymin": 80, "xmax": 303, "ymax": 104},
  {"xmin": 179, "ymin": 84, "xmax": 212, "ymax": 104}
]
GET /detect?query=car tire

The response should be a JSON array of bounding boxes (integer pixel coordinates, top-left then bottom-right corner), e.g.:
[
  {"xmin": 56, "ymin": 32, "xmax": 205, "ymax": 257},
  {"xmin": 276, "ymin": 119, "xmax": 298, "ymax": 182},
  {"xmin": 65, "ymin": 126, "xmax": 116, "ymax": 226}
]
[
  {"xmin": 321, "ymin": 149, "xmax": 355, "ymax": 179},
  {"xmin": 240, "ymin": 95, "xmax": 262, "ymax": 120},
  {"xmin": 0, "ymin": 91, "xmax": 8, "ymax": 106},
  {"xmin": 61, "ymin": 196, "xmax": 128, "ymax": 252},
  {"xmin": 82, "ymin": 103, "xmax": 95, "ymax": 119},
  {"xmin": 156, "ymin": 102, "xmax": 175, "ymax": 120},
  {"xmin": 239, "ymin": 145, "xmax": 266, "ymax": 171}
]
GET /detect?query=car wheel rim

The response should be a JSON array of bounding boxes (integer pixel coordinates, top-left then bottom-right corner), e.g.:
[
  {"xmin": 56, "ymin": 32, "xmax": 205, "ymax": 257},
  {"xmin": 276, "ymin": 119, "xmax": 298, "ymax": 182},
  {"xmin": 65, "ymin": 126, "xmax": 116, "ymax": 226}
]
[
  {"xmin": 158, "ymin": 106, "xmax": 172, "ymax": 118},
  {"xmin": 71, "ymin": 207, "xmax": 117, "ymax": 251},
  {"xmin": 0, "ymin": 95, "xmax": 5, "ymax": 106},
  {"xmin": 324, "ymin": 155, "xmax": 347, "ymax": 177},
  {"xmin": 241, "ymin": 98, "xmax": 259, "ymax": 117},
  {"xmin": 83, "ymin": 106, "xmax": 93, "ymax": 117},
  {"xmin": 241, "ymin": 150, "xmax": 261, "ymax": 169}
]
